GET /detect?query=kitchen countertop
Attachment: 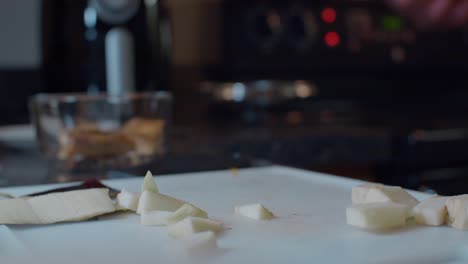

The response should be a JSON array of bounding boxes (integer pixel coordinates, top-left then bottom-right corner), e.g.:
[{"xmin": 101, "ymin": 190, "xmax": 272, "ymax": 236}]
[
  {"xmin": 0, "ymin": 124, "xmax": 391, "ymax": 187},
  {"xmin": 3, "ymin": 119, "xmax": 468, "ymax": 194}
]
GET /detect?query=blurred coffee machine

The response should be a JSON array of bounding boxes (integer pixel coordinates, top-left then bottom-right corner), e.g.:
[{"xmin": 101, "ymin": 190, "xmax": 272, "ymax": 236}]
[
  {"xmin": 0, "ymin": 0, "xmax": 171, "ymax": 124},
  {"xmin": 81, "ymin": 0, "xmax": 171, "ymax": 95}
]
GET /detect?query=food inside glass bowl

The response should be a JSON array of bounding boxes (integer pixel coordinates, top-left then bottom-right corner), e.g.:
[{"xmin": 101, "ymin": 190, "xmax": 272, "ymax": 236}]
[
  {"xmin": 57, "ymin": 117, "xmax": 165, "ymax": 169},
  {"xmin": 122, "ymin": 118, "xmax": 165, "ymax": 156}
]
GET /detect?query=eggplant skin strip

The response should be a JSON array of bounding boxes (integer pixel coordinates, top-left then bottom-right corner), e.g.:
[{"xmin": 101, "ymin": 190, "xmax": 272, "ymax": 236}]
[
  {"xmin": 24, "ymin": 179, "xmax": 119, "ymax": 199},
  {"xmin": 0, "ymin": 188, "xmax": 116, "ymax": 225}
]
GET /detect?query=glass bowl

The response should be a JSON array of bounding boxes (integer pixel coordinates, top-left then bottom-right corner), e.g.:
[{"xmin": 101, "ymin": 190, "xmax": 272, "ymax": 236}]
[{"xmin": 30, "ymin": 92, "xmax": 171, "ymax": 181}]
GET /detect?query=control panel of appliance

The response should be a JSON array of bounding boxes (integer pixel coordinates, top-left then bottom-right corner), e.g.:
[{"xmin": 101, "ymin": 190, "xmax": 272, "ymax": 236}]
[{"xmin": 223, "ymin": 0, "xmax": 468, "ymax": 78}]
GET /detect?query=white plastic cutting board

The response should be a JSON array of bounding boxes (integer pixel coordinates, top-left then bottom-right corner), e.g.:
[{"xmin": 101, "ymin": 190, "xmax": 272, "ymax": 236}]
[{"xmin": 1, "ymin": 166, "xmax": 467, "ymax": 264}]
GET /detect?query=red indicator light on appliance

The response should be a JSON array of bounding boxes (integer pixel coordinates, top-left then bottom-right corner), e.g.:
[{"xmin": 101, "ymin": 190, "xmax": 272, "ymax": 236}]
[
  {"xmin": 321, "ymin": 8, "xmax": 337, "ymax": 23},
  {"xmin": 324, "ymin": 31, "xmax": 340, "ymax": 47}
]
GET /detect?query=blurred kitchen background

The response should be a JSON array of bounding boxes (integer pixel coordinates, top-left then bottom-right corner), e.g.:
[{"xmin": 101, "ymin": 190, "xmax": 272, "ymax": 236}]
[{"xmin": 1, "ymin": 0, "xmax": 468, "ymax": 195}]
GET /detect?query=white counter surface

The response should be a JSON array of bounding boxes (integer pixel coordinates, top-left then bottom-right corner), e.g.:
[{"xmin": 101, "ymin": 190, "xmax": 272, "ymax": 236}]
[{"xmin": 1, "ymin": 166, "xmax": 466, "ymax": 263}]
